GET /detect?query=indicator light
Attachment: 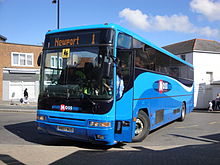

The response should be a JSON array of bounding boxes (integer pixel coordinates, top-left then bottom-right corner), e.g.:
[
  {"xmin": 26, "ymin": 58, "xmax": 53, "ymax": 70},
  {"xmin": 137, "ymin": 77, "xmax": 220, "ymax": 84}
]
[{"xmin": 89, "ymin": 121, "xmax": 111, "ymax": 127}]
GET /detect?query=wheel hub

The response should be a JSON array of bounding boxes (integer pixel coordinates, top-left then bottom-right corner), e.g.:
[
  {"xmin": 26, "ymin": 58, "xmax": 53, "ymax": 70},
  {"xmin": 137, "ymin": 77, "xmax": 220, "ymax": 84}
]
[{"xmin": 135, "ymin": 118, "xmax": 144, "ymax": 136}]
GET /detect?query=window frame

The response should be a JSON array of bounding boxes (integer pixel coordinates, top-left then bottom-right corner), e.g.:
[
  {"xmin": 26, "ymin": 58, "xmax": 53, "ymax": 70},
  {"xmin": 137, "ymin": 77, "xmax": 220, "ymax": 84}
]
[
  {"xmin": 116, "ymin": 33, "xmax": 134, "ymax": 99},
  {"xmin": 50, "ymin": 56, "xmax": 63, "ymax": 69},
  {"xmin": 11, "ymin": 52, "xmax": 34, "ymax": 67}
]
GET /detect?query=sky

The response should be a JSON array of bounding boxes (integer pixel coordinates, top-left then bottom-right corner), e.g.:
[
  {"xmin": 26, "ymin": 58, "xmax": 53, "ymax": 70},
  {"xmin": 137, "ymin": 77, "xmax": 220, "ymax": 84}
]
[{"xmin": 0, "ymin": 0, "xmax": 220, "ymax": 47}]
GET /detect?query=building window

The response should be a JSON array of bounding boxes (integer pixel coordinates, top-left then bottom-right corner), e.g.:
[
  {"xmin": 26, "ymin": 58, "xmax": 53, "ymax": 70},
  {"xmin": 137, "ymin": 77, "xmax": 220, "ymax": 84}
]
[
  {"xmin": 206, "ymin": 72, "xmax": 213, "ymax": 84},
  {"xmin": 11, "ymin": 52, "xmax": 34, "ymax": 67},
  {"xmin": 50, "ymin": 56, "xmax": 62, "ymax": 68}
]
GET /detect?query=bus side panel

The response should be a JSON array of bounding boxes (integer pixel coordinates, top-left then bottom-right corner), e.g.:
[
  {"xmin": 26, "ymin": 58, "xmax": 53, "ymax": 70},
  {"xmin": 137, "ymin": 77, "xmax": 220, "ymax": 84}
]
[
  {"xmin": 187, "ymin": 87, "xmax": 194, "ymax": 113},
  {"xmin": 115, "ymin": 89, "xmax": 134, "ymax": 142},
  {"xmin": 133, "ymin": 71, "xmax": 193, "ymax": 131}
]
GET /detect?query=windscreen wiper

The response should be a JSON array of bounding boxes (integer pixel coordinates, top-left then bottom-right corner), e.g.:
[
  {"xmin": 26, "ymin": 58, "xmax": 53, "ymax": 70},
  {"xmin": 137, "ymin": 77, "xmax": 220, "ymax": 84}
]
[
  {"xmin": 81, "ymin": 93, "xmax": 96, "ymax": 106},
  {"xmin": 81, "ymin": 93, "xmax": 97, "ymax": 113}
]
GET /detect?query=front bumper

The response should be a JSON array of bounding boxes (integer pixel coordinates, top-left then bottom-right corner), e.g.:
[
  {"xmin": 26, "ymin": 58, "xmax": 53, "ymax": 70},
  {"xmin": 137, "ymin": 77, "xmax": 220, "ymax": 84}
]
[{"xmin": 36, "ymin": 121, "xmax": 116, "ymax": 145}]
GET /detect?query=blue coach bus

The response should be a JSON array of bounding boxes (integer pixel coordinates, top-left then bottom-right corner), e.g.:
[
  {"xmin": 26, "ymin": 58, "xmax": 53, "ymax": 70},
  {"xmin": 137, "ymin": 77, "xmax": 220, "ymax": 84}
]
[{"xmin": 36, "ymin": 23, "xmax": 194, "ymax": 145}]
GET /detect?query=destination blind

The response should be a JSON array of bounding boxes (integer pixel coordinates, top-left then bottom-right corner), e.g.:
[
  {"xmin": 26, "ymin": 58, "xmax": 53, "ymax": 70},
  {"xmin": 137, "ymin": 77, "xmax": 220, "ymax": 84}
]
[{"xmin": 44, "ymin": 29, "xmax": 114, "ymax": 48}]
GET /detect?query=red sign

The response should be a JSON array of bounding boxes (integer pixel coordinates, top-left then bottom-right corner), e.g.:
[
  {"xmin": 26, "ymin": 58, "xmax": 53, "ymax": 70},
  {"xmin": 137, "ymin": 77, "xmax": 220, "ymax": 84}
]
[
  {"xmin": 60, "ymin": 104, "xmax": 66, "ymax": 111},
  {"xmin": 158, "ymin": 80, "xmax": 163, "ymax": 94}
]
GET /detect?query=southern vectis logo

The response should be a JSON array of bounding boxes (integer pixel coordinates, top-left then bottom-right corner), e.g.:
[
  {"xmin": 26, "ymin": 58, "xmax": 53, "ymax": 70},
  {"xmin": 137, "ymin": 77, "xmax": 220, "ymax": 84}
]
[
  {"xmin": 60, "ymin": 104, "xmax": 66, "ymax": 111},
  {"xmin": 153, "ymin": 80, "xmax": 172, "ymax": 93},
  {"xmin": 52, "ymin": 104, "xmax": 80, "ymax": 111}
]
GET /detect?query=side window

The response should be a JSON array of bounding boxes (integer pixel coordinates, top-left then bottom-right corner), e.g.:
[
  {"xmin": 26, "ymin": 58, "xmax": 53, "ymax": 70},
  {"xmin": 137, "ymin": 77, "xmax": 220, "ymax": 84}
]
[
  {"xmin": 155, "ymin": 51, "xmax": 170, "ymax": 75},
  {"xmin": 116, "ymin": 33, "xmax": 133, "ymax": 99},
  {"xmin": 188, "ymin": 67, "xmax": 194, "ymax": 80},
  {"xmin": 133, "ymin": 38, "xmax": 193, "ymax": 86},
  {"xmin": 133, "ymin": 39, "xmax": 155, "ymax": 71},
  {"xmin": 144, "ymin": 46, "xmax": 156, "ymax": 71},
  {"xmin": 170, "ymin": 58, "xmax": 182, "ymax": 78},
  {"xmin": 117, "ymin": 34, "xmax": 132, "ymax": 49}
]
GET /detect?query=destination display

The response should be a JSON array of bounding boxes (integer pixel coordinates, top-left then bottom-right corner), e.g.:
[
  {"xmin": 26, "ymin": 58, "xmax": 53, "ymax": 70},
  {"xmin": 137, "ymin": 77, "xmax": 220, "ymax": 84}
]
[{"xmin": 44, "ymin": 29, "xmax": 114, "ymax": 49}]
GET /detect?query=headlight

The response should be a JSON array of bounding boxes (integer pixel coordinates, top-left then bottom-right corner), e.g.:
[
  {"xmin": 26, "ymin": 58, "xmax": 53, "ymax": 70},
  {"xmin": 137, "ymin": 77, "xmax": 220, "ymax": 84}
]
[
  {"xmin": 89, "ymin": 121, "xmax": 99, "ymax": 127},
  {"xmin": 37, "ymin": 115, "xmax": 46, "ymax": 121},
  {"xmin": 89, "ymin": 121, "xmax": 111, "ymax": 127}
]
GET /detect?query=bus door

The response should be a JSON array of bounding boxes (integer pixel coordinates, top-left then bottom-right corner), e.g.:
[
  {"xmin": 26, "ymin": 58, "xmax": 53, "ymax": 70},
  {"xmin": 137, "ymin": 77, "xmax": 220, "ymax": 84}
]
[{"xmin": 115, "ymin": 47, "xmax": 134, "ymax": 142}]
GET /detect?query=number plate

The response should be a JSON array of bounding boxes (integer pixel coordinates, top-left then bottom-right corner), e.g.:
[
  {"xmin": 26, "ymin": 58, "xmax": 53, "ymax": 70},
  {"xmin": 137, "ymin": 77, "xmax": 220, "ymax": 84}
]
[{"xmin": 57, "ymin": 126, "xmax": 74, "ymax": 133}]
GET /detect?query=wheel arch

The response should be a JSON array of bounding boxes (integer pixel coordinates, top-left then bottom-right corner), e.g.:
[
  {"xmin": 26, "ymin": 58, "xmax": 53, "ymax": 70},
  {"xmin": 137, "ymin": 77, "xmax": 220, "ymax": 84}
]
[
  {"xmin": 137, "ymin": 108, "xmax": 151, "ymax": 128},
  {"xmin": 138, "ymin": 108, "xmax": 149, "ymax": 117},
  {"xmin": 132, "ymin": 108, "xmax": 150, "ymax": 142}
]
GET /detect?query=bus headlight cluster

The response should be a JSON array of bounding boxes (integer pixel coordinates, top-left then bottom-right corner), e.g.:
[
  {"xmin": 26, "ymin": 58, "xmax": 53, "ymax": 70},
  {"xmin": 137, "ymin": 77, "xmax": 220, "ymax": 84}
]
[
  {"xmin": 37, "ymin": 115, "xmax": 46, "ymax": 121},
  {"xmin": 89, "ymin": 121, "xmax": 111, "ymax": 127}
]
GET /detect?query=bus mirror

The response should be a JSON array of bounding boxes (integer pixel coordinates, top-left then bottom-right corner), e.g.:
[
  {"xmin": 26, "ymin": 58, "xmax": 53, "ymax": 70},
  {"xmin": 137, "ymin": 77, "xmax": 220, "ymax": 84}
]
[
  {"xmin": 37, "ymin": 52, "xmax": 42, "ymax": 66},
  {"xmin": 103, "ymin": 62, "xmax": 112, "ymax": 78}
]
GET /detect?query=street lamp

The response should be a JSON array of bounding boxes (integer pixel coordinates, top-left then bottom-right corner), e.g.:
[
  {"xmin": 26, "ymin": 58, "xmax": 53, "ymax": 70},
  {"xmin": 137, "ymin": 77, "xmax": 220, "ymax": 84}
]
[{"xmin": 52, "ymin": 0, "xmax": 60, "ymax": 29}]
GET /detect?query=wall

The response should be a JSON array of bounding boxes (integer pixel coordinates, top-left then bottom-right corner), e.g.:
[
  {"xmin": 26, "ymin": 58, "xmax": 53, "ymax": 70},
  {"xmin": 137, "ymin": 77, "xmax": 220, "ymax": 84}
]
[
  {"xmin": 0, "ymin": 42, "xmax": 42, "ymax": 101},
  {"xmin": 193, "ymin": 51, "xmax": 220, "ymax": 108},
  {"xmin": 177, "ymin": 51, "xmax": 220, "ymax": 108}
]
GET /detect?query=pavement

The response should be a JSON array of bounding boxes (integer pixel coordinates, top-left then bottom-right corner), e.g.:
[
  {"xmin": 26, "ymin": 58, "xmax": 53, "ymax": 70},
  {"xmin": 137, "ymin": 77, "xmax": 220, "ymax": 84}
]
[
  {"xmin": 0, "ymin": 100, "xmax": 220, "ymax": 114},
  {"xmin": 0, "ymin": 100, "xmax": 37, "ymax": 113},
  {"xmin": 193, "ymin": 108, "xmax": 220, "ymax": 113}
]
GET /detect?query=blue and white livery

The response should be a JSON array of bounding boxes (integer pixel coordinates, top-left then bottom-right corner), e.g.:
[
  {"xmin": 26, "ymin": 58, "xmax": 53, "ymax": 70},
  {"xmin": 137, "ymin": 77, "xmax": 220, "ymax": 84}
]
[{"xmin": 36, "ymin": 23, "xmax": 194, "ymax": 145}]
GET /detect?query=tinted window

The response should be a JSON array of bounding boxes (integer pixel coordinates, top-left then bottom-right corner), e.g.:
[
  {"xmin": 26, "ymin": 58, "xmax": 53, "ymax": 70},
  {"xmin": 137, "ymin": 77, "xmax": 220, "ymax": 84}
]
[
  {"xmin": 117, "ymin": 34, "xmax": 132, "ymax": 49},
  {"xmin": 134, "ymin": 40, "xmax": 156, "ymax": 71},
  {"xmin": 133, "ymin": 38, "xmax": 193, "ymax": 82}
]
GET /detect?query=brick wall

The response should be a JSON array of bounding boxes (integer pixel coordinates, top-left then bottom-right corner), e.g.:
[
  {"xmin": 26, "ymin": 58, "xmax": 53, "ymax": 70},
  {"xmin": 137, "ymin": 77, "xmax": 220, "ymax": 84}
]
[{"xmin": 0, "ymin": 42, "xmax": 42, "ymax": 100}]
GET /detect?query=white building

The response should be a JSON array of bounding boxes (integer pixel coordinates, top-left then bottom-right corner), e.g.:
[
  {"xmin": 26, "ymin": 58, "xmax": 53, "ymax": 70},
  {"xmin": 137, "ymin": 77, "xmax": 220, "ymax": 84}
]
[{"xmin": 163, "ymin": 39, "xmax": 220, "ymax": 109}]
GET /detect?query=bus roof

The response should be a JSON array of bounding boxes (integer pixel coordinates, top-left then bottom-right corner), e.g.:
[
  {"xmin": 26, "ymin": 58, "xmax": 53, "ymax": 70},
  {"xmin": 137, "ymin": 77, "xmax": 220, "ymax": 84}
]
[{"xmin": 47, "ymin": 23, "xmax": 193, "ymax": 68}]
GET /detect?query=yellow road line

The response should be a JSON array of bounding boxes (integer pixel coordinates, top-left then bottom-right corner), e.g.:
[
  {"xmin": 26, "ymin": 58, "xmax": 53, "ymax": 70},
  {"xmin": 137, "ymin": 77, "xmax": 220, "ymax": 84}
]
[
  {"xmin": 175, "ymin": 125, "xmax": 199, "ymax": 129},
  {"xmin": 208, "ymin": 121, "xmax": 220, "ymax": 124}
]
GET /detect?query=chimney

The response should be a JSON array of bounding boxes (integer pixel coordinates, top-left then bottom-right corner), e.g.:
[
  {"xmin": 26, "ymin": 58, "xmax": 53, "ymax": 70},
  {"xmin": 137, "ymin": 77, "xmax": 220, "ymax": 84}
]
[{"xmin": 0, "ymin": 34, "xmax": 7, "ymax": 42}]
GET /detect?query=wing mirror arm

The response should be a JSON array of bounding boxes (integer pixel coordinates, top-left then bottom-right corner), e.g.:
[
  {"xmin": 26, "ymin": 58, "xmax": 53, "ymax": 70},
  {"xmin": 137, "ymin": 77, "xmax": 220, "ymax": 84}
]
[{"xmin": 37, "ymin": 52, "xmax": 42, "ymax": 66}]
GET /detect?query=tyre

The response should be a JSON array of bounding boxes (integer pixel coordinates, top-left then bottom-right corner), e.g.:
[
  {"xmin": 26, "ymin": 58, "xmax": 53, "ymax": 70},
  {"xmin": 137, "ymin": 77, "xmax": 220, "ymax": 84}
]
[
  {"xmin": 178, "ymin": 102, "xmax": 186, "ymax": 121},
  {"xmin": 132, "ymin": 111, "xmax": 150, "ymax": 142}
]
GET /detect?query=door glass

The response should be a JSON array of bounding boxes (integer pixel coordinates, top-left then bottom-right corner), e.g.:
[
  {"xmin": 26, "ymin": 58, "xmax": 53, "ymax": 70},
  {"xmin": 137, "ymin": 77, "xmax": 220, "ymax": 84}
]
[{"xmin": 116, "ymin": 33, "xmax": 133, "ymax": 99}]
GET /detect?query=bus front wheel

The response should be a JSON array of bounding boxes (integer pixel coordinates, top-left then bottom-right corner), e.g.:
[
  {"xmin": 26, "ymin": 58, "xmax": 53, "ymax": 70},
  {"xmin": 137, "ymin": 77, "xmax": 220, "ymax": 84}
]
[
  {"xmin": 133, "ymin": 111, "xmax": 150, "ymax": 142},
  {"xmin": 178, "ymin": 102, "xmax": 186, "ymax": 121}
]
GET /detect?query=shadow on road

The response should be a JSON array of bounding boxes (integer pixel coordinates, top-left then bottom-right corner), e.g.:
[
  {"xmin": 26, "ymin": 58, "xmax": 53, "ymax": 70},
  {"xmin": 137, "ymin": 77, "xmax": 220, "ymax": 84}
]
[
  {"xmin": 4, "ymin": 121, "xmax": 220, "ymax": 164},
  {"xmin": 49, "ymin": 133, "xmax": 220, "ymax": 165},
  {"xmin": 4, "ymin": 120, "xmax": 175, "ymax": 149},
  {"xmin": 201, "ymin": 133, "xmax": 220, "ymax": 142},
  {"xmin": 50, "ymin": 142, "xmax": 220, "ymax": 165},
  {"xmin": 4, "ymin": 121, "xmax": 124, "ymax": 150},
  {"xmin": 0, "ymin": 154, "xmax": 25, "ymax": 165},
  {"xmin": 169, "ymin": 133, "xmax": 220, "ymax": 144}
]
